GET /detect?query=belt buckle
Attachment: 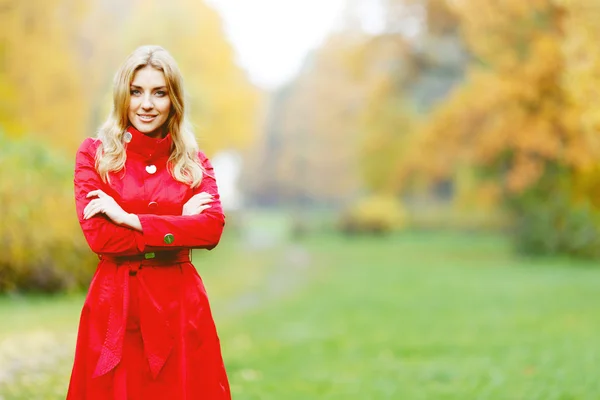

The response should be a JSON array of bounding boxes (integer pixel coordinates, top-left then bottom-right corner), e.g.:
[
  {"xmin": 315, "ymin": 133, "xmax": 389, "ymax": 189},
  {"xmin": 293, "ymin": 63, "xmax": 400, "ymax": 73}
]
[{"xmin": 144, "ymin": 252, "xmax": 156, "ymax": 259}]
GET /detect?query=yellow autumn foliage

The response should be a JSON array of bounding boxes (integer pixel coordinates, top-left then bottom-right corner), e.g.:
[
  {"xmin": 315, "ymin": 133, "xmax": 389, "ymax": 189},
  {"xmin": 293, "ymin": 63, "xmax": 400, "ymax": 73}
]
[
  {"xmin": 388, "ymin": 0, "xmax": 600, "ymax": 256},
  {"xmin": 339, "ymin": 194, "xmax": 408, "ymax": 234},
  {"xmin": 404, "ymin": 0, "xmax": 573, "ymax": 194}
]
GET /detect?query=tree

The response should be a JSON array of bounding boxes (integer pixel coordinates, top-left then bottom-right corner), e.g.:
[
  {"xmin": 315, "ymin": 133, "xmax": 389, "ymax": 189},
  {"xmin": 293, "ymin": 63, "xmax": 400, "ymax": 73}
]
[
  {"xmin": 0, "ymin": 0, "xmax": 88, "ymax": 150},
  {"xmin": 396, "ymin": 0, "xmax": 600, "ymax": 256},
  {"xmin": 250, "ymin": 33, "xmax": 366, "ymax": 206}
]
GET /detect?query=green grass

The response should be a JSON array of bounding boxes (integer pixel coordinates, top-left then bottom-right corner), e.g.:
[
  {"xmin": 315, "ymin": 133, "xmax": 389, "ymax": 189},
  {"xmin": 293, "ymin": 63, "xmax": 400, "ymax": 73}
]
[{"xmin": 2, "ymin": 230, "xmax": 600, "ymax": 399}]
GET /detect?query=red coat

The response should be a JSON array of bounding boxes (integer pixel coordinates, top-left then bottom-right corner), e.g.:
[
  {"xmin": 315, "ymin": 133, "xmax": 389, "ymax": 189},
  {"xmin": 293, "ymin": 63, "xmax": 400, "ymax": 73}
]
[{"xmin": 67, "ymin": 126, "xmax": 231, "ymax": 399}]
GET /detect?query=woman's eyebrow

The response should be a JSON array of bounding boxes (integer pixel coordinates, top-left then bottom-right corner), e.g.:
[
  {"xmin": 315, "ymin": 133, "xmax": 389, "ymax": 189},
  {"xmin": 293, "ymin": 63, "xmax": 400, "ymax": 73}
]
[{"xmin": 130, "ymin": 84, "xmax": 168, "ymax": 90}]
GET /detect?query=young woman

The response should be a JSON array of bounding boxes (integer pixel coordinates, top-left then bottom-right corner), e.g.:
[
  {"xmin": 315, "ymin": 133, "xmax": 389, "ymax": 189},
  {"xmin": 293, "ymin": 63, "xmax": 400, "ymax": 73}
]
[{"xmin": 67, "ymin": 45, "xmax": 231, "ymax": 399}]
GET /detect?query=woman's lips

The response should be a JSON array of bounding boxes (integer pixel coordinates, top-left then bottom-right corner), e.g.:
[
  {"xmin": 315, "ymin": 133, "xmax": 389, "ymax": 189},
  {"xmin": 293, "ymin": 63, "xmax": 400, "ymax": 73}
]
[{"xmin": 138, "ymin": 114, "xmax": 157, "ymax": 122}]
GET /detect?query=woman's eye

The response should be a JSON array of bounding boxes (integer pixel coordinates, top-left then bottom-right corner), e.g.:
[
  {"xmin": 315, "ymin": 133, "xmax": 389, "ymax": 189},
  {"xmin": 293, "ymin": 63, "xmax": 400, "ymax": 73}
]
[
  {"xmin": 130, "ymin": 89, "xmax": 141, "ymax": 95},
  {"xmin": 155, "ymin": 91, "xmax": 166, "ymax": 97}
]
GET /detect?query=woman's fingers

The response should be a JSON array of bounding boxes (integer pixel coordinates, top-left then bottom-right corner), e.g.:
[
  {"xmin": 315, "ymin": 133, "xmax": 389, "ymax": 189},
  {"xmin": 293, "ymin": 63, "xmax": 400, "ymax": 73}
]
[
  {"xmin": 190, "ymin": 194, "xmax": 213, "ymax": 205},
  {"xmin": 84, "ymin": 199, "xmax": 102, "ymax": 219},
  {"xmin": 86, "ymin": 189, "xmax": 106, "ymax": 198},
  {"xmin": 83, "ymin": 197, "xmax": 109, "ymax": 219},
  {"xmin": 197, "ymin": 204, "xmax": 211, "ymax": 213},
  {"xmin": 182, "ymin": 204, "xmax": 211, "ymax": 216},
  {"xmin": 193, "ymin": 192, "xmax": 213, "ymax": 200},
  {"xmin": 83, "ymin": 199, "xmax": 95, "ymax": 216},
  {"xmin": 83, "ymin": 190, "xmax": 127, "ymax": 223},
  {"xmin": 85, "ymin": 208, "xmax": 100, "ymax": 220},
  {"xmin": 183, "ymin": 192, "xmax": 214, "ymax": 210},
  {"xmin": 196, "ymin": 197, "xmax": 214, "ymax": 206},
  {"xmin": 183, "ymin": 192, "xmax": 209, "ymax": 203}
]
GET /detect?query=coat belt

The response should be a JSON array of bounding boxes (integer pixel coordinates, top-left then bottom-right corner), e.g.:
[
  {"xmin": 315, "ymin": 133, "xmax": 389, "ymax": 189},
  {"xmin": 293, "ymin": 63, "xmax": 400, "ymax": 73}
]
[{"xmin": 92, "ymin": 250, "xmax": 191, "ymax": 380}]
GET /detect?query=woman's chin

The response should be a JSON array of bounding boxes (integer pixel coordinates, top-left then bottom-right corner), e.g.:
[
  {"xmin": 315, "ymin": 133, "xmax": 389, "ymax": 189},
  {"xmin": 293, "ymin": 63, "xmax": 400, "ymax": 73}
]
[{"xmin": 130, "ymin": 121, "xmax": 166, "ymax": 138}]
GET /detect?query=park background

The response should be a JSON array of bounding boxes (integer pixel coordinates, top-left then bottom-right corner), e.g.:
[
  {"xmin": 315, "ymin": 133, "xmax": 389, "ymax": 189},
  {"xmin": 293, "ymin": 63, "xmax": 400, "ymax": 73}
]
[{"xmin": 2, "ymin": 0, "xmax": 600, "ymax": 398}]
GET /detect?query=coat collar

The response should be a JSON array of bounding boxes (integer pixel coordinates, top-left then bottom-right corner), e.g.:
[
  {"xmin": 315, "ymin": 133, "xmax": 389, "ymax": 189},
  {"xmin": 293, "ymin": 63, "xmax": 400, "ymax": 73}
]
[{"xmin": 125, "ymin": 125, "xmax": 173, "ymax": 158}]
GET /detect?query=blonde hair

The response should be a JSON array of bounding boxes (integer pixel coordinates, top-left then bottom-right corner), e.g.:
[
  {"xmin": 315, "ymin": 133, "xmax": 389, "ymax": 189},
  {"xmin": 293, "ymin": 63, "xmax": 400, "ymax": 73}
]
[{"xmin": 95, "ymin": 45, "xmax": 204, "ymax": 187}]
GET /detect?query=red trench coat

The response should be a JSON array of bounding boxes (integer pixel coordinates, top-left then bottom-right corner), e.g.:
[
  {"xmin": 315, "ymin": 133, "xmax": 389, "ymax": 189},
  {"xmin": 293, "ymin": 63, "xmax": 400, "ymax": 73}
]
[{"xmin": 67, "ymin": 126, "xmax": 231, "ymax": 399}]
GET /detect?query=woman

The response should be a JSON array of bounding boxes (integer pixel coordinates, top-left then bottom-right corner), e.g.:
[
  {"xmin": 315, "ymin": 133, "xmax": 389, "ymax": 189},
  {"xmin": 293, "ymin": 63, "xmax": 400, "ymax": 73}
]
[{"xmin": 67, "ymin": 45, "xmax": 231, "ymax": 399}]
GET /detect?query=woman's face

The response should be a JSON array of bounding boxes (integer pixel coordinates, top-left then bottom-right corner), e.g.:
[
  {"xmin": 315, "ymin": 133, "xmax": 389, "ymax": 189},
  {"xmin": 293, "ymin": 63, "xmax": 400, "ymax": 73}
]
[{"xmin": 128, "ymin": 66, "xmax": 171, "ymax": 138}]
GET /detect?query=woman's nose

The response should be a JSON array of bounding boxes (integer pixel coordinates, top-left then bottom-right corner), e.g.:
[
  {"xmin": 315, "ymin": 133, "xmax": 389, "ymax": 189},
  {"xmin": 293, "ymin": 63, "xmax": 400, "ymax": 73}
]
[{"xmin": 141, "ymin": 95, "xmax": 154, "ymax": 110}]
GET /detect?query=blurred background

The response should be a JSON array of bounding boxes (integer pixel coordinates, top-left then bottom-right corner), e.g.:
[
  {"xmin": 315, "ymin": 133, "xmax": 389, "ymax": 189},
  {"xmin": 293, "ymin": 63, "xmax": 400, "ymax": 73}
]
[{"xmin": 2, "ymin": 0, "xmax": 600, "ymax": 398}]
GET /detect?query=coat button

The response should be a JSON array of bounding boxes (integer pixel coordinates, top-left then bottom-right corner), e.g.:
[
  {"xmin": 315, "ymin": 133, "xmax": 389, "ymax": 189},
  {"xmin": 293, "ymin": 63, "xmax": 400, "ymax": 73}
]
[
  {"xmin": 148, "ymin": 201, "xmax": 158, "ymax": 210},
  {"xmin": 123, "ymin": 131, "xmax": 132, "ymax": 143},
  {"xmin": 163, "ymin": 233, "xmax": 174, "ymax": 244},
  {"xmin": 146, "ymin": 165, "xmax": 157, "ymax": 174}
]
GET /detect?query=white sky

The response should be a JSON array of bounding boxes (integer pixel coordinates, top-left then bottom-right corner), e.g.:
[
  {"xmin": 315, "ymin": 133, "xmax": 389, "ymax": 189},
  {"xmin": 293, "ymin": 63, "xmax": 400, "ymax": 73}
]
[{"xmin": 206, "ymin": 0, "xmax": 349, "ymax": 90}]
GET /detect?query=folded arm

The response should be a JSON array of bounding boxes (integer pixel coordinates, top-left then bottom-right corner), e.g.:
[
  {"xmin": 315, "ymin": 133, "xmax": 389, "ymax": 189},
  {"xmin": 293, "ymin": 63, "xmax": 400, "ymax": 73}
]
[
  {"xmin": 74, "ymin": 139, "xmax": 145, "ymax": 255},
  {"xmin": 74, "ymin": 139, "xmax": 225, "ymax": 255},
  {"xmin": 137, "ymin": 154, "xmax": 225, "ymax": 251}
]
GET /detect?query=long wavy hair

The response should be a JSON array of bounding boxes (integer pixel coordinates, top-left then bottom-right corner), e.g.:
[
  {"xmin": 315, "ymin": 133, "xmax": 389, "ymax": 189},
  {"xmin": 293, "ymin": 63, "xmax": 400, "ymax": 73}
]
[{"xmin": 95, "ymin": 45, "xmax": 204, "ymax": 187}]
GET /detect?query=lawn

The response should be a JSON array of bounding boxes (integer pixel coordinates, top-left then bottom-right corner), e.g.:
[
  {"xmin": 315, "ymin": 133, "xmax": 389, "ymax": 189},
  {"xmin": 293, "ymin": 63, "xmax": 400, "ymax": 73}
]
[{"xmin": 1, "ymin": 228, "xmax": 600, "ymax": 399}]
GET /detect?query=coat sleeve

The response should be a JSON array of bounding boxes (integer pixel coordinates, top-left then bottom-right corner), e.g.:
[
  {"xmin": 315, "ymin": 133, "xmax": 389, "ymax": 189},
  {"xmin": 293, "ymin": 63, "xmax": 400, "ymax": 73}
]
[
  {"xmin": 137, "ymin": 152, "xmax": 225, "ymax": 250},
  {"xmin": 74, "ymin": 138, "xmax": 146, "ymax": 256}
]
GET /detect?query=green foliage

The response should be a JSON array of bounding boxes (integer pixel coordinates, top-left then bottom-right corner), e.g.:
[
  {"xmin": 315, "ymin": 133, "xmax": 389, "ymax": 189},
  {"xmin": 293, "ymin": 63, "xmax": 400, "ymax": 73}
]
[
  {"xmin": 0, "ymin": 133, "xmax": 96, "ymax": 293},
  {"xmin": 509, "ymin": 171, "xmax": 600, "ymax": 259}
]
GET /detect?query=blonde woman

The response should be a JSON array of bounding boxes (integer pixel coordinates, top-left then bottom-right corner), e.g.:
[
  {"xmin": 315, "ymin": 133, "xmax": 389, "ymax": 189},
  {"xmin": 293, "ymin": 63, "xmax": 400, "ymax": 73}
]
[{"xmin": 67, "ymin": 45, "xmax": 230, "ymax": 399}]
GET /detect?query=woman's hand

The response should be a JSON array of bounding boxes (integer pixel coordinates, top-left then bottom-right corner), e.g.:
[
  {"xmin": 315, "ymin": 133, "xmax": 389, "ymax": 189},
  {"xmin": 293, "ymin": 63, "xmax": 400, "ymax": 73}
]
[
  {"xmin": 182, "ymin": 192, "xmax": 213, "ymax": 216},
  {"xmin": 84, "ymin": 190, "xmax": 129, "ymax": 225}
]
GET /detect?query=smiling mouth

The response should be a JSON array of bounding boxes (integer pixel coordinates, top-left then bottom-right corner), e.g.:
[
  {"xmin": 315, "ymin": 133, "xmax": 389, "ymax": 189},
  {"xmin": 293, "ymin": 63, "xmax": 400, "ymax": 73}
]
[{"xmin": 138, "ymin": 114, "xmax": 157, "ymax": 122}]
